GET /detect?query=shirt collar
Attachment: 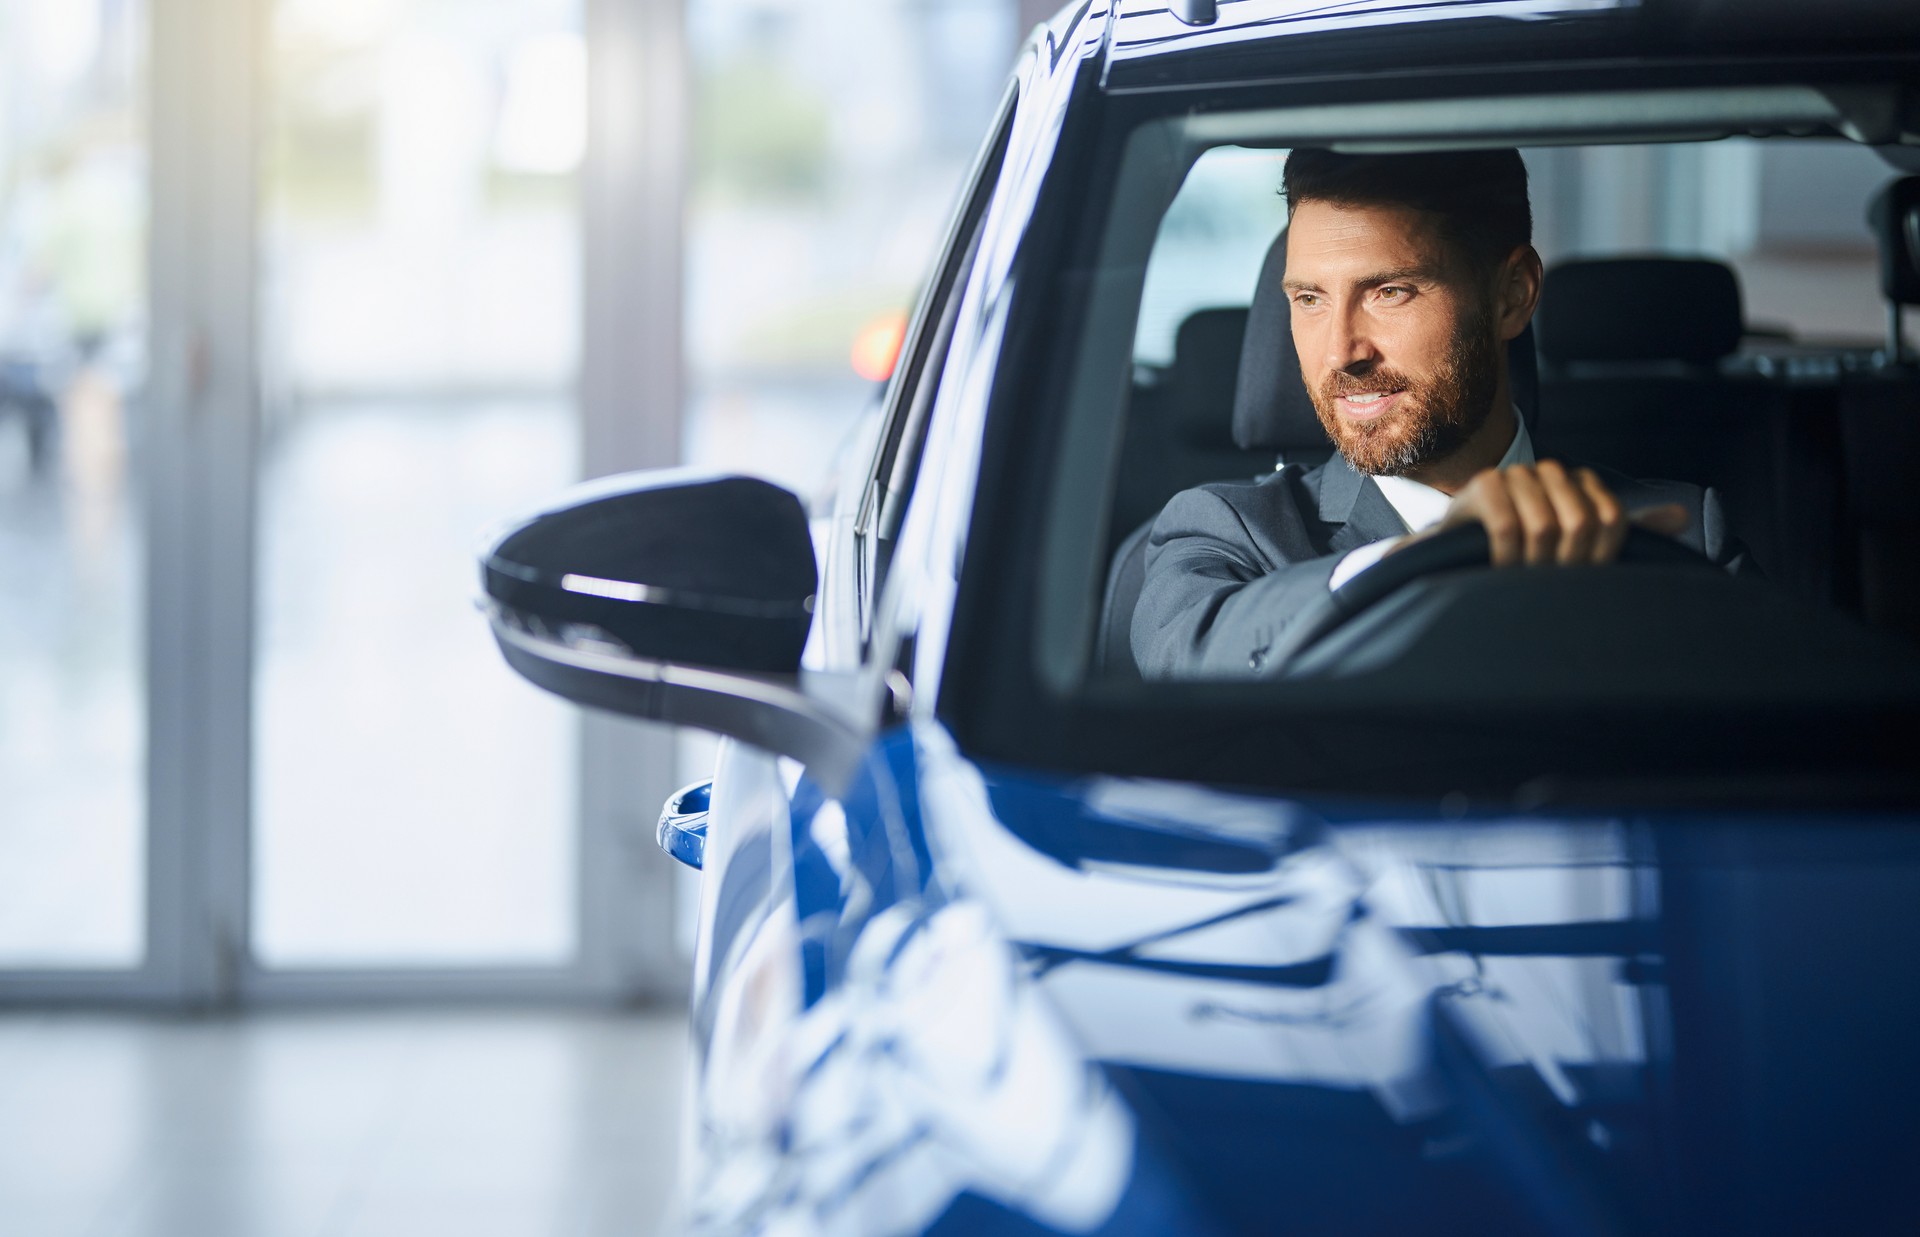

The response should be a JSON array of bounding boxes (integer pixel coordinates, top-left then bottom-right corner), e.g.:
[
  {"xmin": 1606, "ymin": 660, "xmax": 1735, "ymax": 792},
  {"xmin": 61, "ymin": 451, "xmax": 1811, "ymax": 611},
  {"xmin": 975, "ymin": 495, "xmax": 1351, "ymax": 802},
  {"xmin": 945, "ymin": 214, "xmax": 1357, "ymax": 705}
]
[{"xmin": 1370, "ymin": 410, "xmax": 1535, "ymax": 534}]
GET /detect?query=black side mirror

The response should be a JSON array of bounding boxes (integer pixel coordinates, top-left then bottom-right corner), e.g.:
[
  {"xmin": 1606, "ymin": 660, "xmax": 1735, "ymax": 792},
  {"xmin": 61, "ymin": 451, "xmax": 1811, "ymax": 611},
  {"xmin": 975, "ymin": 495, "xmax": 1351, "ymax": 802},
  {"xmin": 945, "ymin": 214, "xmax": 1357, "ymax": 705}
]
[{"xmin": 481, "ymin": 472, "xmax": 817, "ymax": 675}]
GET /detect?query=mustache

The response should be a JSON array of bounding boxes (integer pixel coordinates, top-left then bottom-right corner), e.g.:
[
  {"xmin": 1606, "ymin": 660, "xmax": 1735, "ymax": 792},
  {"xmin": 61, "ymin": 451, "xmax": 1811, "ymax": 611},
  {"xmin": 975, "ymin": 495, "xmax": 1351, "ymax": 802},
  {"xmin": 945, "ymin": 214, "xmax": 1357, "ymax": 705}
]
[{"xmin": 1319, "ymin": 367, "xmax": 1414, "ymax": 402}]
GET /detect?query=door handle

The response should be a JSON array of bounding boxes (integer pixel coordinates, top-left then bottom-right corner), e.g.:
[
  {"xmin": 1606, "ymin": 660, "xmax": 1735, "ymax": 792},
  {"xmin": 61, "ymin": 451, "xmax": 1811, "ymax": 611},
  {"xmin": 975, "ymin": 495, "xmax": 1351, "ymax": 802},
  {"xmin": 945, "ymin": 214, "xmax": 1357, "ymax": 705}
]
[{"xmin": 657, "ymin": 779, "xmax": 712, "ymax": 870}]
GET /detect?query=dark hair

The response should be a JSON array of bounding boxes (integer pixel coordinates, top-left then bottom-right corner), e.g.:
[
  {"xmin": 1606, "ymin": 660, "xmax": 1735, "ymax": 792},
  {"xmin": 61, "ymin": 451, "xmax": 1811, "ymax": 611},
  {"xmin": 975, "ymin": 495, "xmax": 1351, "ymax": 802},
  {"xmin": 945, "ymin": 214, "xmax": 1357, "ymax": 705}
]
[{"xmin": 1282, "ymin": 148, "xmax": 1532, "ymax": 275}]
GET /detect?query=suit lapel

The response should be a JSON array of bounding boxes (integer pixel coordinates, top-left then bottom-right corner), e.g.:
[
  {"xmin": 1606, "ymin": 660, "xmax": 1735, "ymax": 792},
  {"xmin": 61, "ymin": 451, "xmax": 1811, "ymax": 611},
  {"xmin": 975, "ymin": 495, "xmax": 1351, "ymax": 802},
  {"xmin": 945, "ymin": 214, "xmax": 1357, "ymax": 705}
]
[{"xmin": 1318, "ymin": 453, "xmax": 1410, "ymax": 552}]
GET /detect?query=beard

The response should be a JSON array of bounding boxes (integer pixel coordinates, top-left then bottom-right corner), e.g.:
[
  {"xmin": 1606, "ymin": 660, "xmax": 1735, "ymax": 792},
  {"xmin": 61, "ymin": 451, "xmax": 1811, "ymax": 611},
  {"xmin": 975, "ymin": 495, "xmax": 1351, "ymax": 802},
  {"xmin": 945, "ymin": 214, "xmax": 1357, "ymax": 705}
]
[{"xmin": 1310, "ymin": 303, "xmax": 1502, "ymax": 477}]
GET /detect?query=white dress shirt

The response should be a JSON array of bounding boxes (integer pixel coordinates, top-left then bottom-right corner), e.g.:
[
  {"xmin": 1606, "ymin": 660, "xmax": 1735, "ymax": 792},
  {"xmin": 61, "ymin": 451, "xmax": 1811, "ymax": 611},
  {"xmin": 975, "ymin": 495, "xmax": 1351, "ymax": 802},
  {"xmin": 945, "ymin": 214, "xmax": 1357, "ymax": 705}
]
[{"xmin": 1327, "ymin": 413, "xmax": 1535, "ymax": 590}]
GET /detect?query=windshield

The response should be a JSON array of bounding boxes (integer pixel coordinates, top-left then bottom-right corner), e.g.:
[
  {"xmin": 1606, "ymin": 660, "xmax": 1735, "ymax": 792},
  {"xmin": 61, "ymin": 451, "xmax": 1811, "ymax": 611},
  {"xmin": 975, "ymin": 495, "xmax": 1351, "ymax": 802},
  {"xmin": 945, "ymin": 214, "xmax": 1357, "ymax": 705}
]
[{"xmin": 985, "ymin": 83, "xmax": 1920, "ymax": 802}]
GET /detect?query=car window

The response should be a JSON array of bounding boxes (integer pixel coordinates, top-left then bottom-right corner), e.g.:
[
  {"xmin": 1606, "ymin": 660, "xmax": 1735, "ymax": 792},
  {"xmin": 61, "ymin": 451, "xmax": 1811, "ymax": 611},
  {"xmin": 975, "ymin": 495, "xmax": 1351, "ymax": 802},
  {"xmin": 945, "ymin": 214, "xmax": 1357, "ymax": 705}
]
[
  {"xmin": 1002, "ymin": 85, "xmax": 1920, "ymax": 797},
  {"xmin": 854, "ymin": 84, "xmax": 1017, "ymax": 641},
  {"xmin": 1132, "ymin": 146, "xmax": 1290, "ymax": 368}
]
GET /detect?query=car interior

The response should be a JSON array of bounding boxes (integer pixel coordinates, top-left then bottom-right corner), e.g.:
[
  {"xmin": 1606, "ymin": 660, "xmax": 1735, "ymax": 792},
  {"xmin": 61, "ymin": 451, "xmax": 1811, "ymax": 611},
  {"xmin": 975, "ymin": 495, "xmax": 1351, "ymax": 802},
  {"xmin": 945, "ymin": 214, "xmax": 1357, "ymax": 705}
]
[{"xmin": 1093, "ymin": 138, "xmax": 1920, "ymax": 682}]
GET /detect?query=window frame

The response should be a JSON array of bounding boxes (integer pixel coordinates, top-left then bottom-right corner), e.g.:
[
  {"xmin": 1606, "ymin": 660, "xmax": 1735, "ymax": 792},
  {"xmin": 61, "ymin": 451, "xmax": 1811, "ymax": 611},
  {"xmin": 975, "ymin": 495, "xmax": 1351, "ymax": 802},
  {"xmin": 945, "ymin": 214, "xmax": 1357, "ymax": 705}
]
[{"xmin": 853, "ymin": 82, "xmax": 1020, "ymax": 644}]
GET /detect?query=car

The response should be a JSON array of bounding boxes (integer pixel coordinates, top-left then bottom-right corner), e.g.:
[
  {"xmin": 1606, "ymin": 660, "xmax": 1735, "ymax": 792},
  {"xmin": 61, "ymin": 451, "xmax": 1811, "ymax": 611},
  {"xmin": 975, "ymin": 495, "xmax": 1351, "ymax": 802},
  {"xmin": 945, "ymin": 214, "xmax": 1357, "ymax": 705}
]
[{"xmin": 480, "ymin": 2, "xmax": 1920, "ymax": 1232}]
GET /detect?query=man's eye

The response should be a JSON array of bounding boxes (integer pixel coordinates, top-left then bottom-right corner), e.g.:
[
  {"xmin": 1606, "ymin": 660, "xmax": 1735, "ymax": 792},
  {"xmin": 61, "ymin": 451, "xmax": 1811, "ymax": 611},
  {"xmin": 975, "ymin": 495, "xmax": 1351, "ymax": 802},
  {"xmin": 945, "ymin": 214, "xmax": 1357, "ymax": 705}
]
[
  {"xmin": 1378, "ymin": 286, "xmax": 1410, "ymax": 302},
  {"xmin": 1292, "ymin": 293, "xmax": 1318, "ymax": 308}
]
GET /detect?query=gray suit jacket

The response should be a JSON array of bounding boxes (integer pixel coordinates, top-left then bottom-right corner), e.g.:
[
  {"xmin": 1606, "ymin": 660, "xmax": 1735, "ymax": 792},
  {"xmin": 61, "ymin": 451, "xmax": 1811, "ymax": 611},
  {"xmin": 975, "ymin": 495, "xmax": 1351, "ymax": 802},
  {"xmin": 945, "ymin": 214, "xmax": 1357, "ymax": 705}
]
[{"xmin": 1131, "ymin": 453, "xmax": 1751, "ymax": 678}]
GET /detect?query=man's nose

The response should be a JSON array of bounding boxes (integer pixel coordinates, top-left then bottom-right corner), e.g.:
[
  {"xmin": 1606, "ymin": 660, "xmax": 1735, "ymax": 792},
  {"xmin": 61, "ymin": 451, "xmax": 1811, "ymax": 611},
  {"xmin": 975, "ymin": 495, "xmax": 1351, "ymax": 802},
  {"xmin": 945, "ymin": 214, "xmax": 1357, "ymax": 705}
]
[{"xmin": 1321, "ymin": 303, "xmax": 1377, "ymax": 374}]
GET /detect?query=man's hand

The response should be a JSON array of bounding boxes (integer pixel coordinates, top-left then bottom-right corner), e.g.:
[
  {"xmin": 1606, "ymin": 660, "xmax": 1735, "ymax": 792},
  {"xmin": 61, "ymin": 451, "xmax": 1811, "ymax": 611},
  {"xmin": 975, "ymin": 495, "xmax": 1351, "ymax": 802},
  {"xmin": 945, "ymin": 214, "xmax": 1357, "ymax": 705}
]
[{"xmin": 1407, "ymin": 461, "xmax": 1690, "ymax": 567}]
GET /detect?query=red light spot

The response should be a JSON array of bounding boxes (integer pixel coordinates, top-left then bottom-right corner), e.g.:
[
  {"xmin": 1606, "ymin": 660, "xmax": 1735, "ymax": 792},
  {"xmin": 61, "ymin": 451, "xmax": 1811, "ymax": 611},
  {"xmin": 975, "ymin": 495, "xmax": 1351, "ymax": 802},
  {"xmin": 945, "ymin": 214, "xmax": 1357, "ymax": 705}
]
[{"xmin": 851, "ymin": 311, "xmax": 908, "ymax": 384}]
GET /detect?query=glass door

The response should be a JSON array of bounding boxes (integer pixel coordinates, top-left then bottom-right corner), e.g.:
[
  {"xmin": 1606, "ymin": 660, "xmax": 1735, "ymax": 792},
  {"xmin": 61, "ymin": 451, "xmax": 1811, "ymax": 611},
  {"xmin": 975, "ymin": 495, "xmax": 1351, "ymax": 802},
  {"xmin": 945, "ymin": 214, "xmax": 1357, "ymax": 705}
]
[
  {"xmin": 242, "ymin": 0, "xmax": 688, "ymax": 1000},
  {"xmin": 0, "ymin": 0, "xmax": 149, "ymax": 974},
  {"xmin": 251, "ymin": 0, "xmax": 585, "ymax": 972},
  {"xmin": 2, "ymin": 0, "xmax": 687, "ymax": 1007}
]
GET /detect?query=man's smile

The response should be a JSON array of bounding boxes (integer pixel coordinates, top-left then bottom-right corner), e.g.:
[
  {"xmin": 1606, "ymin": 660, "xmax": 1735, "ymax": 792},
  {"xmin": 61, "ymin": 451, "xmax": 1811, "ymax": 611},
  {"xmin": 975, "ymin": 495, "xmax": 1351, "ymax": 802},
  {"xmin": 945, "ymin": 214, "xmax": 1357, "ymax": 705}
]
[{"xmin": 1336, "ymin": 388, "xmax": 1407, "ymax": 421}]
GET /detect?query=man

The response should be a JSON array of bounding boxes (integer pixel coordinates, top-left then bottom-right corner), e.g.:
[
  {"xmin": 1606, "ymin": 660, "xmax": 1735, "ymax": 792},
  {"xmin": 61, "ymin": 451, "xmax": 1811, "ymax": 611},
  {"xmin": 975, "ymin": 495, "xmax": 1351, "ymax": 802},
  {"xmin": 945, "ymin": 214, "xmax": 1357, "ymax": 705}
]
[{"xmin": 1131, "ymin": 147, "xmax": 1749, "ymax": 678}]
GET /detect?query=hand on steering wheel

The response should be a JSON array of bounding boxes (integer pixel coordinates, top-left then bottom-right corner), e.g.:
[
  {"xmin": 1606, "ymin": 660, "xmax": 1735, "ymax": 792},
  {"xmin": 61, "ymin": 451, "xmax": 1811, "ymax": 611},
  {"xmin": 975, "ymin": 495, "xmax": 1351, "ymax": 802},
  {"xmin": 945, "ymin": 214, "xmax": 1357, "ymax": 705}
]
[
  {"xmin": 1396, "ymin": 460, "xmax": 1689, "ymax": 568},
  {"xmin": 1259, "ymin": 463, "xmax": 1714, "ymax": 677}
]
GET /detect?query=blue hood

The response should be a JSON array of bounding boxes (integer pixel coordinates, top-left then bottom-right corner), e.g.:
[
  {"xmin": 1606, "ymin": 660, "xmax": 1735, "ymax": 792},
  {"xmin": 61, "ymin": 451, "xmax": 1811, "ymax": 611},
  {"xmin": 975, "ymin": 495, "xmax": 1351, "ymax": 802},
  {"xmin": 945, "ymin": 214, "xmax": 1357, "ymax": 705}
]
[{"xmin": 695, "ymin": 722, "xmax": 1920, "ymax": 1236}]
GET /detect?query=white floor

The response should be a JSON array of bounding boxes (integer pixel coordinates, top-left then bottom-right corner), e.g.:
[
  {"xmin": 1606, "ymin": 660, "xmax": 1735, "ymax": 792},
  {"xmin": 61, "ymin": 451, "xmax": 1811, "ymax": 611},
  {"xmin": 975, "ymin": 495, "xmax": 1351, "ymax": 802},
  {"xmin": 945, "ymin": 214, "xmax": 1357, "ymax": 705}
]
[{"xmin": 0, "ymin": 1009, "xmax": 689, "ymax": 1237}]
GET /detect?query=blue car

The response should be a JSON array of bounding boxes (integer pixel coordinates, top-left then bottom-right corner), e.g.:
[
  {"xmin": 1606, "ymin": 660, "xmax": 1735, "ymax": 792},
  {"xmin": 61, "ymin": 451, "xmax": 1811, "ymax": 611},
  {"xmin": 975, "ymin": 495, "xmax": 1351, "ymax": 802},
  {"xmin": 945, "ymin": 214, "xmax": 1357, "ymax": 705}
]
[{"xmin": 484, "ymin": 1, "xmax": 1920, "ymax": 1232}]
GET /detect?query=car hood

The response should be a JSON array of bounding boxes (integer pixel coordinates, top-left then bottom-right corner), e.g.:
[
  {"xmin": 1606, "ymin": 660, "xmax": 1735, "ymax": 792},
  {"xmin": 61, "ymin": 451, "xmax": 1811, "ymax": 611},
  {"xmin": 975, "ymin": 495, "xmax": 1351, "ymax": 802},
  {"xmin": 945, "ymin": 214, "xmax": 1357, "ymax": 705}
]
[{"xmin": 688, "ymin": 722, "xmax": 1920, "ymax": 1236}]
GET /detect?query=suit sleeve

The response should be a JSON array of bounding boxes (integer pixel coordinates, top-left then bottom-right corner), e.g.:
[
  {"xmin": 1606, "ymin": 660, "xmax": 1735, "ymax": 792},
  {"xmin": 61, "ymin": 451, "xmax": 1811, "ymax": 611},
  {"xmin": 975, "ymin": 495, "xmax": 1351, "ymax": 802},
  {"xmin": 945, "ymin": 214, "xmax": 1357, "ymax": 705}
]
[{"xmin": 1130, "ymin": 485, "xmax": 1345, "ymax": 679}]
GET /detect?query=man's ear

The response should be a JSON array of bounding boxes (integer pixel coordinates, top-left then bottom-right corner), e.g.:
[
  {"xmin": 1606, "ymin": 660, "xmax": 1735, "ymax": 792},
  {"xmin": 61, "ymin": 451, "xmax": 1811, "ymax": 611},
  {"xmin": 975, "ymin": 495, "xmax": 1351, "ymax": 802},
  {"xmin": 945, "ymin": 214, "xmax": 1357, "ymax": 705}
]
[{"xmin": 1495, "ymin": 245, "xmax": 1544, "ymax": 342}]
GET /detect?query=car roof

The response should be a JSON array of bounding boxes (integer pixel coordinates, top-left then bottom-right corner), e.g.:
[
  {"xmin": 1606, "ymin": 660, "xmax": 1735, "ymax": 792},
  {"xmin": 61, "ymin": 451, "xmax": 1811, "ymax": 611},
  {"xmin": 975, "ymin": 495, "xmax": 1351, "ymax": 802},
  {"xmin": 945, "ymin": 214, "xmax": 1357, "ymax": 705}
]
[{"xmin": 1093, "ymin": 0, "xmax": 1920, "ymax": 92}]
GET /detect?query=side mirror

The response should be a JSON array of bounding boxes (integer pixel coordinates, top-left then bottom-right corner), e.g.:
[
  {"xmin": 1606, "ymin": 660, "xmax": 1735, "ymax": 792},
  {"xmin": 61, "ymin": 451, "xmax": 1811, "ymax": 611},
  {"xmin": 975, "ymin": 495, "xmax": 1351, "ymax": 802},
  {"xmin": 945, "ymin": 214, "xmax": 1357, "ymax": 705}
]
[{"xmin": 481, "ymin": 471, "xmax": 817, "ymax": 675}]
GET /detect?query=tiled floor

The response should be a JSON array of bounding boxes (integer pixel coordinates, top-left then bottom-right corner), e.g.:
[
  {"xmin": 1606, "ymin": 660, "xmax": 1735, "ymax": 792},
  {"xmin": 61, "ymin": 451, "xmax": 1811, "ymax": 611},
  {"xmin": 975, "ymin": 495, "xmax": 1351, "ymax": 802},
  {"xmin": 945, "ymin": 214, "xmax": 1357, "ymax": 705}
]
[{"xmin": 0, "ymin": 1009, "xmax": 688, "ymax": 1237}]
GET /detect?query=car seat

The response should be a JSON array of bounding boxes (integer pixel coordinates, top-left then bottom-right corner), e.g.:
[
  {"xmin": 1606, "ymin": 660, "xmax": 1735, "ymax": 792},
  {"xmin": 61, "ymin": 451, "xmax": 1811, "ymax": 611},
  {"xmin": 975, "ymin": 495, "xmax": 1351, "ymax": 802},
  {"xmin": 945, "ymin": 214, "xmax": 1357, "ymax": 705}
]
[
  {"xmin": 1110, "ymin": 307, "xmax": 1269, "ymax": 555},
  {"xmin": 1531, "ymin": 256, "xmax": 1846, "ymax": 604}
]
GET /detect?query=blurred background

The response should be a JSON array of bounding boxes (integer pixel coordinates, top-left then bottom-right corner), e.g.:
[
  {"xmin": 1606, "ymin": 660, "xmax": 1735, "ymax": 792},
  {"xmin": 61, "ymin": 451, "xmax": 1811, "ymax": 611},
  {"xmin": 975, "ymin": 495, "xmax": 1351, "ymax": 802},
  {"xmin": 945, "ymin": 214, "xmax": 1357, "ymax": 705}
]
[
  {"xmin": 0, "ymin": 0, "xmax": 1891, "ymax": 1233},
  {"xmin": 0, "ymin": 0, "xmax": 1031, "ymax": 1233}
]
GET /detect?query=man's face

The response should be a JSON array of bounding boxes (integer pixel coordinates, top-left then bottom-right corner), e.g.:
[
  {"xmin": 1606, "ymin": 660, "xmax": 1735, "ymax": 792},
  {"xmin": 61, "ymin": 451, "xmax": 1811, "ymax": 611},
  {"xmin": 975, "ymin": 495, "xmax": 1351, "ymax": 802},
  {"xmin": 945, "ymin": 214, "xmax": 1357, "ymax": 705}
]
[{"xmin": 1283, "ymin": 199, "xmax": 1501, "ymax": 476}]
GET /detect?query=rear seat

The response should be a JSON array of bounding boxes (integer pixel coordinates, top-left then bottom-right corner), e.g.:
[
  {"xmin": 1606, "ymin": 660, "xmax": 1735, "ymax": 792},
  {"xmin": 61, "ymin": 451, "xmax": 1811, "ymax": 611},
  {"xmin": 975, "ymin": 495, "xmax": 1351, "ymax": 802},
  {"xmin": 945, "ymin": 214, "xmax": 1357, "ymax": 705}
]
[
  {"xmin": 1111, "ymin": 306, "xmax": 1270, "ymax": 560},
  {"xmin": 1532, "ymin": 257, "xmax": 1849, "ymax": 607}
]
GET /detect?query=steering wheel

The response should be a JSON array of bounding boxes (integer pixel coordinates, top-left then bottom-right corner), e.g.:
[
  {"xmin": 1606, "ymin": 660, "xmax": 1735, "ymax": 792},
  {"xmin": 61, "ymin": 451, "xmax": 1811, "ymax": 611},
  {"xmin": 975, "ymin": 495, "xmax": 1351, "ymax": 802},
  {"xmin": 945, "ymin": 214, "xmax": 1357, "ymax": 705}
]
[{"xmin": 1260, "ymin": 523, "xmax": 1720, "ymax": 676}]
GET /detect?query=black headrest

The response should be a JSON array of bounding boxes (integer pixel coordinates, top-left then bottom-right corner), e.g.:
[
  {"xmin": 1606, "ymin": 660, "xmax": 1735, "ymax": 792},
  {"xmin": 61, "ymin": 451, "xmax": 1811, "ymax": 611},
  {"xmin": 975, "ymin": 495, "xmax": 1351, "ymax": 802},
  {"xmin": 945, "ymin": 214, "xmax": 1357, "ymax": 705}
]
[
  {"xmin": 1232, "ymin": 228, "xmax": 1320, "ymax": 452},
  {"xmin": 1169, "ymin": 307, "xmax": 1249, "ymax": 447},
  {"xmin": 1536, "ymin": 258, "xmax": 1743, "ymax": 365},
  {"xmin": 1231, "ymin": 228, "xmax": 1539, "ymax": 453},
  {"xmin": 1868, "ymin": 176, "xmax": 1920, "ymax": 306}
]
